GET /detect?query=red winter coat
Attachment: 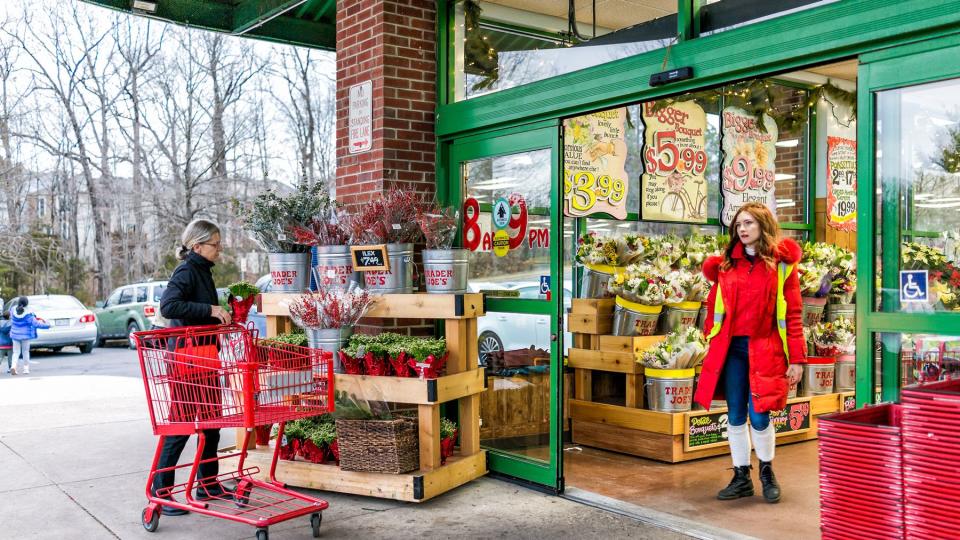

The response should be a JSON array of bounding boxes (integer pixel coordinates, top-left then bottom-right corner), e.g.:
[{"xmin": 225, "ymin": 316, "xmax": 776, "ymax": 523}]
[{"xmin": 693, "ymin": 238, "xmax": 806, "ymax": 412}]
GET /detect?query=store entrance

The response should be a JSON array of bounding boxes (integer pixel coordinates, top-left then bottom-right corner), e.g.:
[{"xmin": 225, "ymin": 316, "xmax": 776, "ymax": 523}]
[
  {"xmin": 449, "ymin": 124, "xmax": 565, "ymax": 491},
  {"xmin": 560, "ymin": 59, "xmax": 859, "ymax": 539}
]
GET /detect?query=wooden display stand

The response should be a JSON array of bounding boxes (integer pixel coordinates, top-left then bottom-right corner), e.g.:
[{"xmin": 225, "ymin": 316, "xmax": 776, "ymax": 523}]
[
  {"xmin": 222, "ymin": 293, "xmax": 488, "ymax": 502},
  {"xmin": 566, "ymin": 298, "xmax": 846, "ymax": 463}
]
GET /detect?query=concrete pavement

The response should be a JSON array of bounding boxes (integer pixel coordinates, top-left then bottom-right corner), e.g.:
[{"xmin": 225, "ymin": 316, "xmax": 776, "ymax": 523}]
[{"xmin": 0, "ymin": 345, "xmax": 691, "ymax": 540}]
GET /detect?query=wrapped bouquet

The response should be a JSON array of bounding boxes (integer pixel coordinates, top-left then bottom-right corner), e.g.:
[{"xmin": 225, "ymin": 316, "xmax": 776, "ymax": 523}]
[
  {"xmin": 811, "ymin": 315, "xmax": 856, "ymax": 356},
  {"xmin": 637, "ymin": 326, "xmax": 707, "ymax": 370},
  {"xmin": 609, "ymin": 263, "xmax": 668, "ymax": 306}
]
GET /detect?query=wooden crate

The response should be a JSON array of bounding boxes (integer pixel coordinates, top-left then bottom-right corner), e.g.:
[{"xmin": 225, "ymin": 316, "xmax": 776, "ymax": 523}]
[
  {"xmin": 570, "ymin": 393, "xmax": 842, "ymax": 463},
  {"xmin": 252, "ymin": 292, "xmax": 487, "ymax": 499}
]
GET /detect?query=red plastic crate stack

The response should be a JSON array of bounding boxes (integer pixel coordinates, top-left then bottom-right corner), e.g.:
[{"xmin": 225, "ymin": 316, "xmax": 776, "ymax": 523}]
[
  {"xmin": 901, "ymin": 379, "xmax": 960, "ymax": 539},
  {"xmin": 818, "ymin": 404, "xmax": 904, "ymax": 539}
]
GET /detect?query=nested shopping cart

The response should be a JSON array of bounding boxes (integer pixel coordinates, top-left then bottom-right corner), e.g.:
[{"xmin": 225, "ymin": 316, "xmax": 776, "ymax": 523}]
[{"xmin": 134, "ymin": 323, "xmax": 334, "ymax": 540}]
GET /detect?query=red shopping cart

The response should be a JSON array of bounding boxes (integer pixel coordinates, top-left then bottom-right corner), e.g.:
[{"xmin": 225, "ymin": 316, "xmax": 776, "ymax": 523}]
[{"xmin": 134, "ymin": 324, "xmax": 334, "ymax": 540}]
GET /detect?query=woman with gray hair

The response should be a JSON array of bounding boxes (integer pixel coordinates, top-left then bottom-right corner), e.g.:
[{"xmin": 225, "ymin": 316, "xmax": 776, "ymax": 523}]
[{"xmin": 152, "ymin": 219, "xmax": 233, "ymax": 516}]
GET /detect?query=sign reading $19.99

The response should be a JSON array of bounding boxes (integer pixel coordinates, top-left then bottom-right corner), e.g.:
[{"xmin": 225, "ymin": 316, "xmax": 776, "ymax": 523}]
[{"xmin": 563, "ymin": 108, "xmax": 629, "ymax": 219}]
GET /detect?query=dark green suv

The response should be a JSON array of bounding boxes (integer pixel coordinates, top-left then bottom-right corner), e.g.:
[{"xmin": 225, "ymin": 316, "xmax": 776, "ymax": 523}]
[{"xmin": 94, "ymin": 281, "xmax": 167, "ymax": 348}]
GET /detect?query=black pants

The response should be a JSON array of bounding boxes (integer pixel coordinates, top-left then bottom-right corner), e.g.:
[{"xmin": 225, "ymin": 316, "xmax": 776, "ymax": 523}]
[{"xmin": 153, "ymin": 429, "xmax": 222, "ymax": 496}]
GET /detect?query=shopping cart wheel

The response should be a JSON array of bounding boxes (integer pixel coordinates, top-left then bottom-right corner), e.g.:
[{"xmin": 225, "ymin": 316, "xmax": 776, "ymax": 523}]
[
  {"xmin": 141, "ymin": 507, "xmax": 159, "ymax": 533},
  {"xmin": 255, "ymin": 528, "xmax": 269, "ymax": 540},
  {"xmin": 310, "ymin": 513, "xmax": 322, "ymax": 537}
]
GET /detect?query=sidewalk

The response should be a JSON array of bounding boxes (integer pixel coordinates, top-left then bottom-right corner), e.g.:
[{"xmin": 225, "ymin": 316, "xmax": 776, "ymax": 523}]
[{"xmin": 0, "ymin": 359, "xmax": 691, "ymax": 540}]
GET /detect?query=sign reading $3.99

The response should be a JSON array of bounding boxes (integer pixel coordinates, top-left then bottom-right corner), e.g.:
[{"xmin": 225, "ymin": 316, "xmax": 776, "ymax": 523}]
[{"xmin": 563, "ymin": 108, "xmax": 629, "ymax": 219}]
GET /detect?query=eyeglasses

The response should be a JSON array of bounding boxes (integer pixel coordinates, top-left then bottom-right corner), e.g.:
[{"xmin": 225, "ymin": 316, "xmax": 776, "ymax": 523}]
[{"xmin": 200, "ymin": 241, "xmax": 223, "ymax": 249}]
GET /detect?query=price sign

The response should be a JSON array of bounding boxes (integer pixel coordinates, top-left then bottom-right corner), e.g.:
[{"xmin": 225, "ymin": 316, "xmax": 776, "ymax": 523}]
[
  {"xmin": 640, "ymin": 100, "xmax": 709, "ymax": 222},
  {"xmin": 563, "ymin": 108, "xmax": 629, "ymax": 219},
  {"xmin": 720, "ymin": 106, "xmax": 778, "ymax": 227},
  {"xmin": 350, "ymin": 244, "xmax": 390, "ymax": 272},
  {"xmin": 684, "ymin": 397, "xmax": 811, "ymax": 451},
  {"xmin": 827, "ymin": 136, "xmax": 857, "ymax": 231}
]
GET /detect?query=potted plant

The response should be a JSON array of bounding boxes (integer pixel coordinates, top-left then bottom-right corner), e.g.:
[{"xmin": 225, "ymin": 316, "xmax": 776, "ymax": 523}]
[
  {"xmin": 290, "ymin": 204, "xmax": 361, "ymax": 290},
  {"xmin": 440, "ymin": 417, "xmax": 458, "ymax": 464},
  {"xmin": 287, "ymin": 286, "xmax": 377, "ymax": 373},
  {"xmin": 348, "ymin": 188, "xmax": 425, "ymax": 294},
  {"xmin": 418, "ymin": 205, "xmax": 467, "ymax": 294},
  {"xmin": 226, "ymin": 281, "xmax": 260, "ymax": 325},
  {"xmin": 339, "ymin": 332, "xmax": 448, "ymax": 378},
  {"xmin": 235, "ymin": 182, "xmax": 334, "ymax": 292},
  {"xmin": 608, "ymin": 263, "xmax": 669, "ymax": 336}
]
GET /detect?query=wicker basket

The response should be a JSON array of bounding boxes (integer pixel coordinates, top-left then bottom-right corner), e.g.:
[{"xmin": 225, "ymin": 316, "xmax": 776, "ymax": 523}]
[{"xmin": 335, "ymin": 417, "xmax": 419, "ymax": 474}]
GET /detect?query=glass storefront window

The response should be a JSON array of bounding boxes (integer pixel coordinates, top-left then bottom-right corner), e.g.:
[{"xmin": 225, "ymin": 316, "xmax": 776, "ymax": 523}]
[
  {"xmin": 875, "ymin": 332, "xmax": 960, "ymax": 392},
  {"xmin": 452, "ymin": 0, "xmax": 677, "ymax": 101},
  {"xmin": 699, "ymin": 0, "xmax": 840, "ymax": 36},
  {"xmin": 876, "ymin": 77, "xmax": 960, "ymax": 314},
  {"xmin": 478, "ymin": 309, "xmax": 552, "ymax": 461},
  {"xmin": 463, "ymin": 148, "xmax": 552, "ymax": 291}
]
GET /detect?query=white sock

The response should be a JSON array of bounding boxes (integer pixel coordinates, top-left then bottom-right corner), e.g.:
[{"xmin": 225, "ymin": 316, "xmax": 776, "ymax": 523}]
[
  {"xmin": 751, "ymin": 424, "xmax": 776, "ymax": 462},
  {"xmin": 727, "ymin": 423, "xmax": 751, "ymax": 467}
]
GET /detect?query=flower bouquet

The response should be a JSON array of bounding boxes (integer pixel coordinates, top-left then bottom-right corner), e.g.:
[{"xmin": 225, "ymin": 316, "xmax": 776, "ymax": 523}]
[
  {"xmin": 609, "ymin": 263, "xmax": 668, "ymax": 306},
  {"xmin": 419, "ymin": 205, "xmax": 468, "ymax": 293},
  {"xmin": 637, "ymin": 326, "xmax": 707, "ymax": 370},
  {"xmin": 678, "ymin": 233, "xmax": 728, "ymax": 272},
  {"xmin": 811, "ymin": 315, "xmax": 856, "ymax": 356},
  {"xmin": 226, "ymin": 281, "xmax": 260, "ymax": 324},
  {"xmin": 665, "ymin": 269, "xmax": 710, "ymax": 303}
]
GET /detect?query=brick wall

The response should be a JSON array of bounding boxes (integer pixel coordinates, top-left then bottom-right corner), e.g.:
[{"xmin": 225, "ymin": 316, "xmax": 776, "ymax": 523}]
[
  {"xmin": 773, "ymin": 90, "xmax": 807, "ymax": 225},
  {"xmin": 335, "ymin": 0, "xmax": 437, "ymax": 336},
  {"xmin": 335, "ymin": 0, "xmax": 437, "ymax": 211}
]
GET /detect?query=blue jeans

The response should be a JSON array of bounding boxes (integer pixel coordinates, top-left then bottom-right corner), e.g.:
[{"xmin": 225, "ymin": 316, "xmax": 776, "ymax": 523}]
[{"xmin": 722, "ymin": 336, "xmax": 770, "ymax": 430}]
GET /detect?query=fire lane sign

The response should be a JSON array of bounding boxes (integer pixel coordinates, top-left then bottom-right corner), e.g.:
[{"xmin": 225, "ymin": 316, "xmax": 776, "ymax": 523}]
[{"xmin": 349, "ymin": 81, "xmax": 372, "ymax": 154}]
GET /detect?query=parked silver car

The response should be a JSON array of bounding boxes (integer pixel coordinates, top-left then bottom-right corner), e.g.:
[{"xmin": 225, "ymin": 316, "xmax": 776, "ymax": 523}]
[{"xmin": 6, "ymin": 295, "xmax": 98, "ymax": 353}]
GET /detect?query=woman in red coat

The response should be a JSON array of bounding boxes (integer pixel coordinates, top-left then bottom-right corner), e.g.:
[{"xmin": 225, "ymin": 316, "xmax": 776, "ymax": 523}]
[{"xmin": 694, "ymin": 202, "xmax": 806, "ymax": 504}]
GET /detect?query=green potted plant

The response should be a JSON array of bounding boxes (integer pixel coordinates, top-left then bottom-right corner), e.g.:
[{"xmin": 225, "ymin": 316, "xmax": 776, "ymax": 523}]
[
  {"xmin": 440, "ymin": 417, "xmax": 458, "ymax": 464},
  {"xmin": 235, "ymin": 182, "xmax": 334, "ymax": 292}
]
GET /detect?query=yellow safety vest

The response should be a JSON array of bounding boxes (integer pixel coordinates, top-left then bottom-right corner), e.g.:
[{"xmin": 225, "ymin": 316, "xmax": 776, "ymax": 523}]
[{"xmin": 705, "ymin": 262, "xmax": 797, "ymax": 361}]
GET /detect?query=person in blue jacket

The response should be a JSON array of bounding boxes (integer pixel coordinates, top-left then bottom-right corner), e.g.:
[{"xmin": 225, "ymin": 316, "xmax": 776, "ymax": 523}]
[
  {"xmin": 0, "ymin": 314, "xmax": 11, "ymax": 374},
  {"xmin": 10, "ymin": 296, "xmax": 49, "ymax": 375}
]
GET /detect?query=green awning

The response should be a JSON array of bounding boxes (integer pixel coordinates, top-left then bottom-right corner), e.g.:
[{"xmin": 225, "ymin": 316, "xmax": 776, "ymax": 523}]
[{"xmin": 79, "ymin": 0, "xmax": 336, "ymax": 50}]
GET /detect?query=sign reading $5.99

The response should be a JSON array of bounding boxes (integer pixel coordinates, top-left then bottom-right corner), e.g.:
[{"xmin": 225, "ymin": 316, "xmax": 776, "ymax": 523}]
[{"xmin": 563, "ymin": 108, "xmax": 629, "ymax": 219}]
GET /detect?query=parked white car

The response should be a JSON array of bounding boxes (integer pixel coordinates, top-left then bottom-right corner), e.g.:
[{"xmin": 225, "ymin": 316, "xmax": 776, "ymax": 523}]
[
  {"xmin": 7, "ymin": 295, "xmax": 98, "ymax": 353},
  {"xmin": 471, "ymin": 281, "xmax": 572, "ymax": 366}
]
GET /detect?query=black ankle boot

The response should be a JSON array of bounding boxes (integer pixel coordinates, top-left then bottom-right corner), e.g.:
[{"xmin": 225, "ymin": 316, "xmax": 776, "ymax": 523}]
[
  {"xmin": 758, "ymin": 460, "xmax": 781, "ymax": 503},
  {"xmin": 717, "ymin": 465, "xmax": 754, "ymax": 500}
]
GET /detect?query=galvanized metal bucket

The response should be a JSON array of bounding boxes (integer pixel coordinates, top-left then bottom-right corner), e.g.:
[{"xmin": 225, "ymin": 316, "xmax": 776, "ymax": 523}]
[
  {"xmin": 314, "ymin": 245, "xmax": 362, "ymax": 290},
  {"xmin": 801, "ymin": 296, "xmax": 828, "ymax": 326},
  {"xmin": 802, "ymin": 357, "xmax": 836, "ymax": 396},
  {"xmin": 825, "ymin": 303, "xmax": 855, "ymax": 323},
  {"xmin": 612, "ymin": 296, "xmax": 662, "ymax": 336},
  {"xmin": 363, "ymin": 243, "xmax": 414, "ymax": 294},
  {"xmin": 268, "ymin": 252, "xmax": 312, "ymax": 293},
  {"xmin": 580, "ymin": 264, "xmax": 619, "ymax": 298},
  {"xmin": 659, "ymin": 301, "xmax": 701, "ymax": 333},
  {"xmin": 645, "ymin": 367, "xmax": 695, "ymax": 412},
  {"xmin": 835, "ymin": 354, "xmax": 856, "ymax": 391},
  {"xmin": 422, "ymin": 248, "xmax": 468, "ymax": 294},
  {"xmin": 306, "ymin": 326, "xmax": 353, "ymax": 373}
]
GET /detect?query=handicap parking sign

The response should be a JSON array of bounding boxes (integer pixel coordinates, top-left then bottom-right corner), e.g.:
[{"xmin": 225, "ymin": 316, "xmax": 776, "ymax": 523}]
[
  {"xmin": 539, "ymin": 275, "xmax": 551, "ymax": 295},
  {"xmin": 900, "ymin": 270, "xmax": 928, "ymax": 303}
]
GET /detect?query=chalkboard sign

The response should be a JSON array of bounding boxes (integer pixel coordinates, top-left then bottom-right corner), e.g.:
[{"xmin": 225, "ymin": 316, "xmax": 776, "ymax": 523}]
[
  {"xmin": 684, "ymin": 397, "xmax": 812, "ymax": 451},
  {"xmin": 350, "ymin": 244, "xmax": 390, "ymax": 272}
]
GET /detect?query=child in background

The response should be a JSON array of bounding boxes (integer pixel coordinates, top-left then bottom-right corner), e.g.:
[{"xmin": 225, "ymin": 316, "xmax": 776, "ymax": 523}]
[
  {"xmin": 10, "ymin": 297, "xmax": 48, "ymax": 375},
  {"xmin": 0, "ymin": 314, "xmax": 11, "ymax": 374}
]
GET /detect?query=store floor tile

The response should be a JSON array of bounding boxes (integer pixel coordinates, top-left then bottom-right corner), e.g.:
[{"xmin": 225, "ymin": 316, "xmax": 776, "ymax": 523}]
[{"xmin": 563, "ymin": 441, "xmax": 821, "ymax": 540}]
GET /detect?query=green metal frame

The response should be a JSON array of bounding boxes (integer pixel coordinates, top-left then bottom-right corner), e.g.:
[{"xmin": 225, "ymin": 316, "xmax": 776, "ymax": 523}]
[
  {"xmin": 80, "ymin": 0, "xmax": 337, "ymax": 50},
  {"xmin": 447, "ymin": 124, "xmax": 564, "ymax": 490},
  {"xmin": 856, "ymin": 33, "xmax": 960, "ymax": 407}
]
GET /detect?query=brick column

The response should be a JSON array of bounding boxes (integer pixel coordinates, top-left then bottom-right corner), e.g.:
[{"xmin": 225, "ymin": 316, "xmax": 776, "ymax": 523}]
[
  {"xmin": 335, "ymin": 0, "xmax": 438, "ymax": 337},
  {"xmin": 335, "ymin": 0, "xmax": 437, "ymax": 211}
]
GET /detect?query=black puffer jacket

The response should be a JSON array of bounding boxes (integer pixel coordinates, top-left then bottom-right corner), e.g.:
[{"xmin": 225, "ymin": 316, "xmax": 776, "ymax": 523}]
[{"xmin": 160, "ymin": 252, "xmax": 219, "ymax": 328}]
